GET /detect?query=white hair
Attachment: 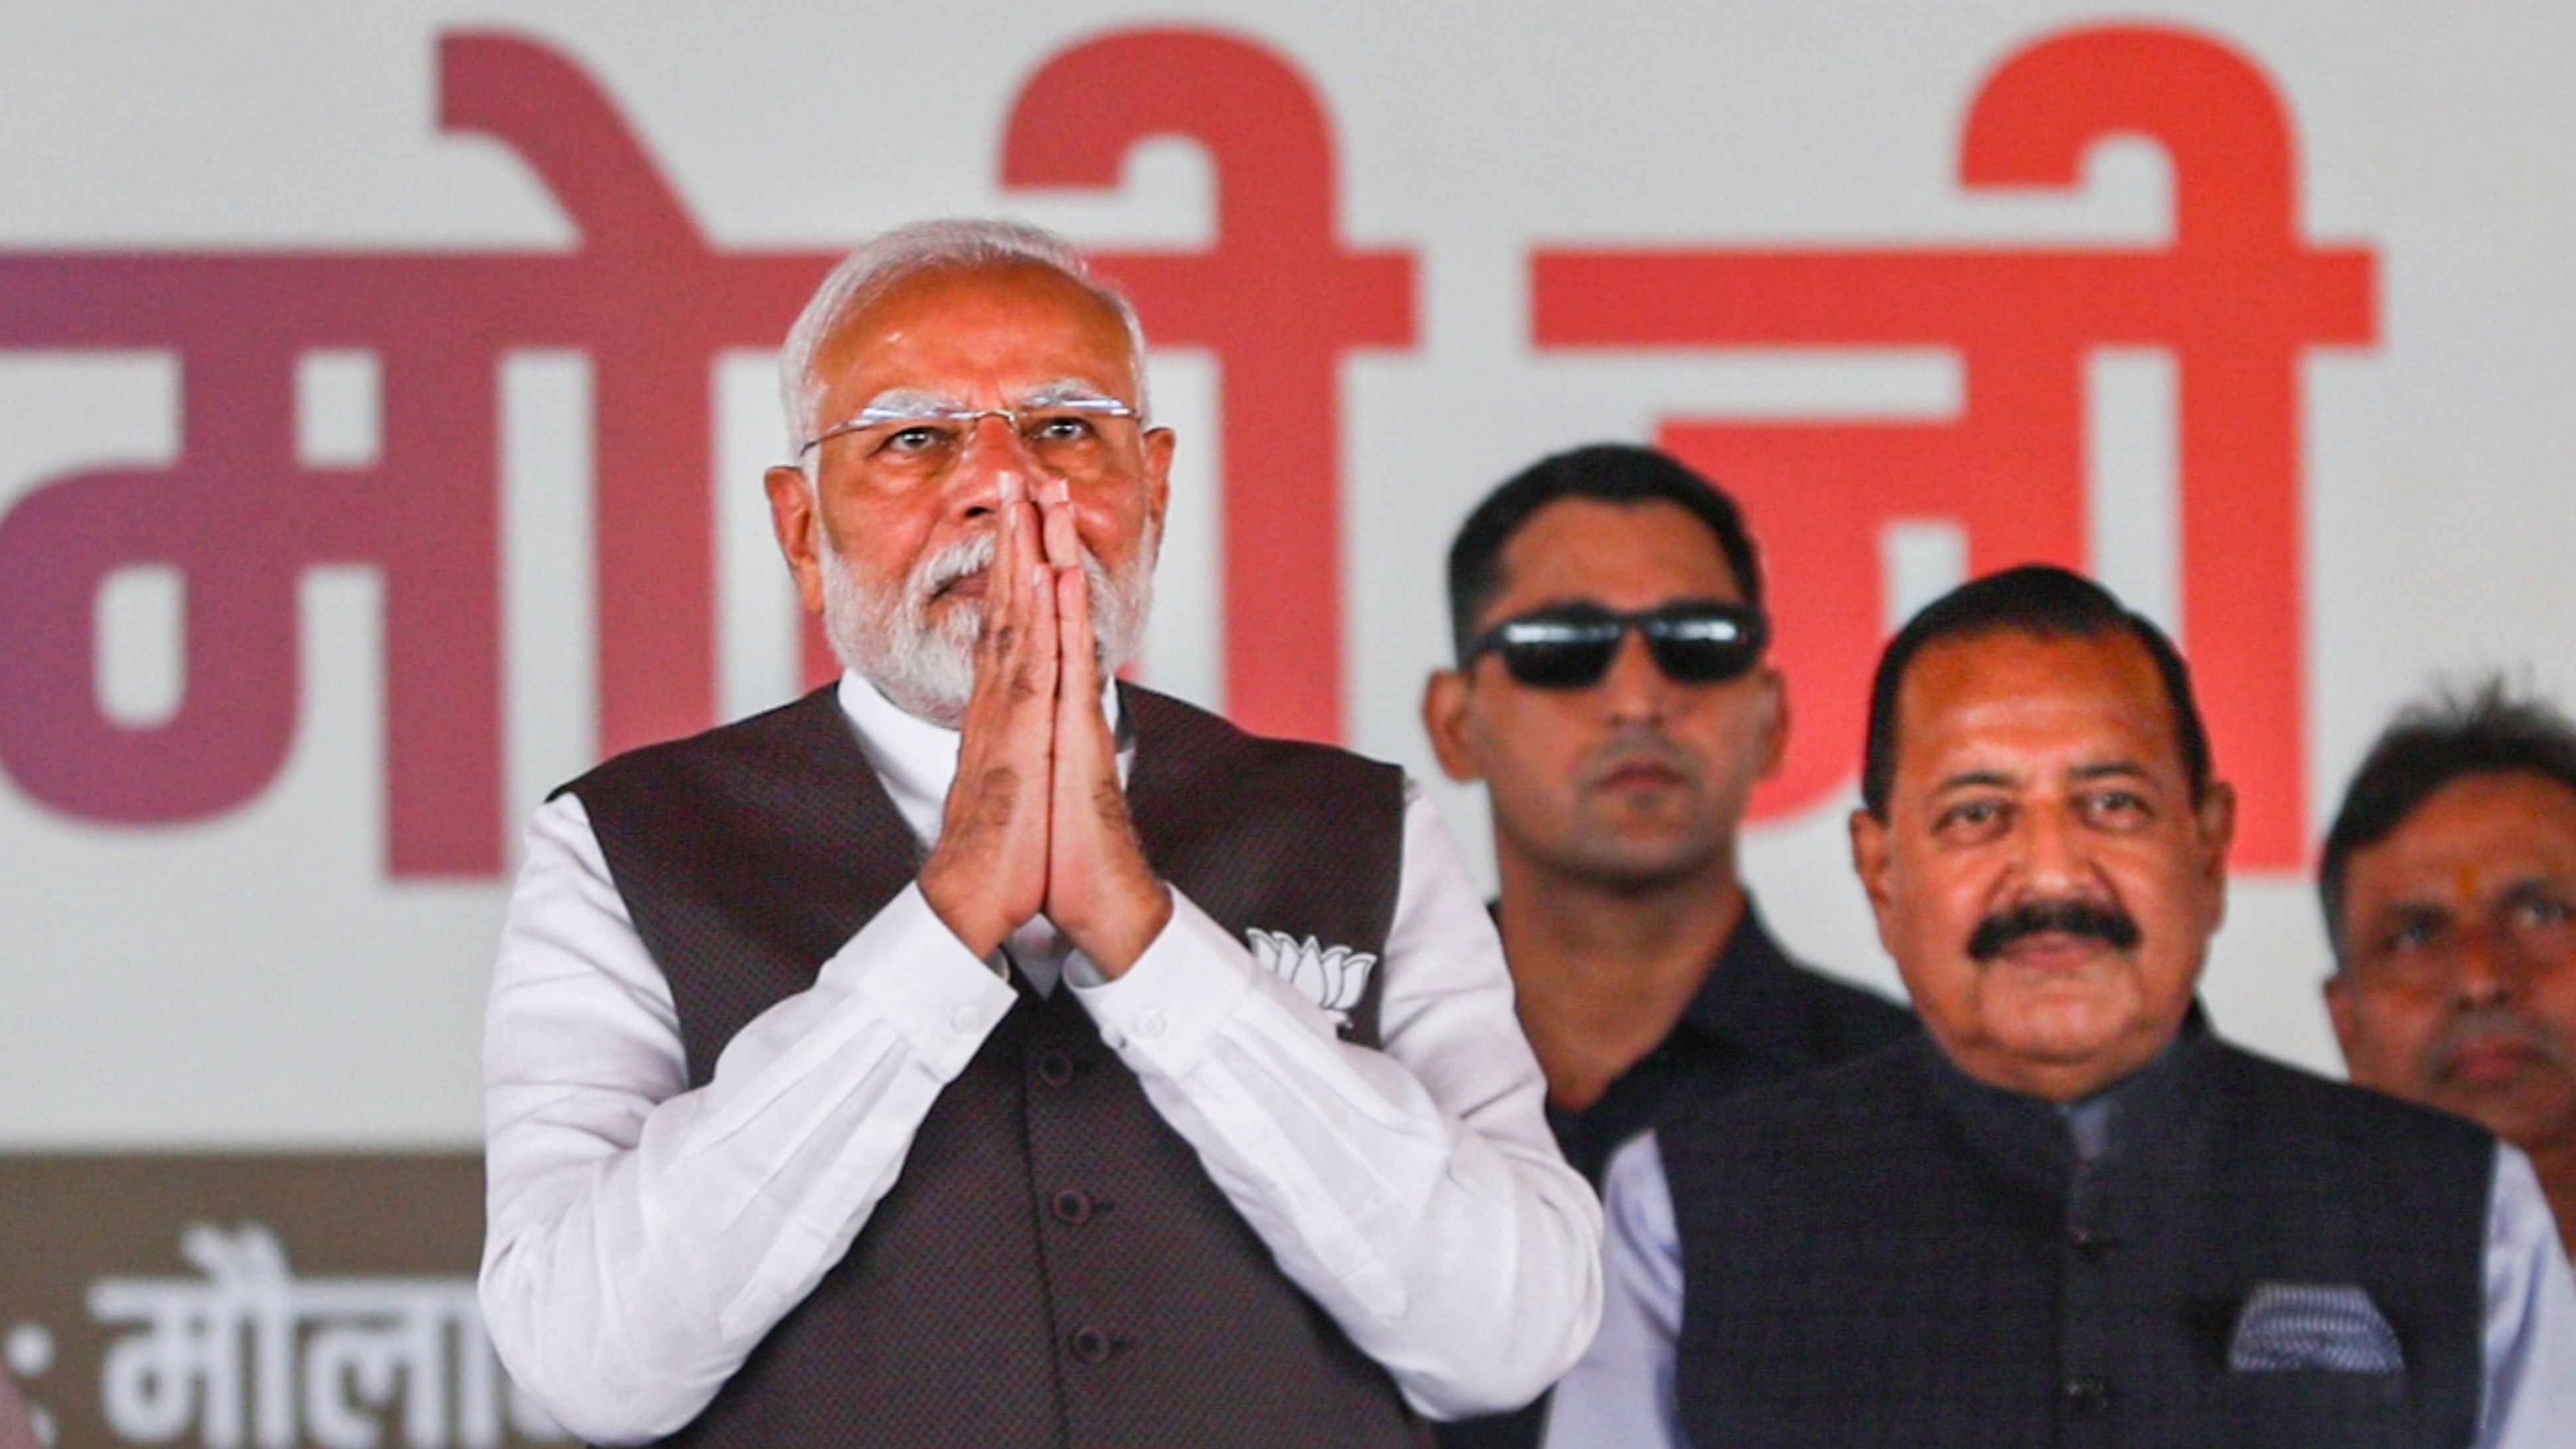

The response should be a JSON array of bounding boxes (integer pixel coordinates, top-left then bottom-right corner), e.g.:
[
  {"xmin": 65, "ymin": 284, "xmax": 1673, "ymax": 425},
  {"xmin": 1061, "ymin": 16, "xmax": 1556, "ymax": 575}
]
[
  {"xmin": 818, "ymin": 516, "xmax": 1158, "ymax": 727},
  {"xmin": 778, "ymin": 218, "xmax": 1151, "ymax": 460}
]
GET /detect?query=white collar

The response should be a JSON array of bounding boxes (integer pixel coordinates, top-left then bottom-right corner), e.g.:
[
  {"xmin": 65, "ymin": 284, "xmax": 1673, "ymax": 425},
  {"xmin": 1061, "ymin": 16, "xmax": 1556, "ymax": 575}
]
[{"xmin": 833, "ymin": 671, "xmax": 1126, "ymax": 850}]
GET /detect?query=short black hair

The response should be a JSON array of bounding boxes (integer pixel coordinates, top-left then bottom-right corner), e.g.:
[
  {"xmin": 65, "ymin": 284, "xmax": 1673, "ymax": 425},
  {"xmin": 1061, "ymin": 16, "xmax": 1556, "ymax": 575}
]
[
  {"xmin": 1860, "ymin": 564, "xmax": 2211, "ymax": 819},
  {"xmin": 1444, "ymin": 444, "xmax": 1762, "ymax": 660},
  {"xmin": 2318, "ymin": 678, "xmax": 2576, "ymax": 964}
]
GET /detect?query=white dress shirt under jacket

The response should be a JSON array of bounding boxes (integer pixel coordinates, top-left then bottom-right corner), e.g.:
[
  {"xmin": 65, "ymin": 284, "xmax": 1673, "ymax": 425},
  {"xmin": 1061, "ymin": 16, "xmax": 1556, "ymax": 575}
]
[
  {"xmin": 1546, "ymin": 1130, "xmax": 2576, "ymax": 1449},
  {"xmin": 479, "ymin": 676, "xmax": 1604, "ymax": 1446}
]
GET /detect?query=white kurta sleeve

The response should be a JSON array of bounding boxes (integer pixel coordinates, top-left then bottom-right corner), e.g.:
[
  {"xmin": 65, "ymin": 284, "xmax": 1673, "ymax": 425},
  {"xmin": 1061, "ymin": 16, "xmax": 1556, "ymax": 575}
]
[
  {"xmin": 1541, "ymin": 1132, "xmax": 1687, "ymax": 1449},
  {"xmin": 2476, "ymin": 1143, "xmax": 2576, "ymax": 1448},
  {"xmin": 477, "ymin": 794, "xmax": 1016, "ymax": 1445},
  {"xmin": 1067, "ymin": 786, "xmax": 1604, "ymax": 1419}
]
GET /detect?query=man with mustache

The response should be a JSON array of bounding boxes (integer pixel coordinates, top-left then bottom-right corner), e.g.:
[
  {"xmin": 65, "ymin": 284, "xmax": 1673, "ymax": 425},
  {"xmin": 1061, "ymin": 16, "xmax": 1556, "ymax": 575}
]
[
  {"xmin": 1418, "ymin": 446, "xmax": 1910, "ymax": 1446},
  {"xmin": 1549, "ymin": 566, "xmax": 2575, "ymax": 1448},
  {"xmin": 2324, "ymin": 680, "xmax": 2576, "ymax": 1257},
  {"xmin": 476, "ymin": 220, "xmax": 1600, "ymax": 1447}
]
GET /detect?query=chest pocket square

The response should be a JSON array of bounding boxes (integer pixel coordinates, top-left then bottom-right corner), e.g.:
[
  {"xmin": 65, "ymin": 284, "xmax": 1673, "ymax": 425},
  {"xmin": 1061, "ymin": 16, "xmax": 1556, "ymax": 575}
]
[
  {"xmin": 1245, "ymin": 929, "xmax": 1377, "ymax": 1029},
  {"xmin": 2227, "ymin": 1282, "xmax": 2405, "ymax": 1374}
]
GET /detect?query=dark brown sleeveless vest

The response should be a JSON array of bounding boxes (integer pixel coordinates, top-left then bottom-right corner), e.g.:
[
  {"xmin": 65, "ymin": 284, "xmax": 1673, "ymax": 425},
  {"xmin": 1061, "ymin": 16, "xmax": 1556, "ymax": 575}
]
[{"xmin": 558, "ymin": 683, "xmax": 1430, "ymax": 1449}]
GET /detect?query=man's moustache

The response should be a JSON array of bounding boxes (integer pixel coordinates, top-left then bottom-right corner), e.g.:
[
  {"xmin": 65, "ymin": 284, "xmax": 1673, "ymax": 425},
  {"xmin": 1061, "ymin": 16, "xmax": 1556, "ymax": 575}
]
[
  {"xmin": 2429, "ymin": 1006, "xmax": 2565, "ymax": 1081},
  {"xmin": 1967, "ymin": 899, "xmax": 2142, "ymax": 960},
  {"xmin": 917, "ymin": 536, "xmax": 996, "ymax": 605}
]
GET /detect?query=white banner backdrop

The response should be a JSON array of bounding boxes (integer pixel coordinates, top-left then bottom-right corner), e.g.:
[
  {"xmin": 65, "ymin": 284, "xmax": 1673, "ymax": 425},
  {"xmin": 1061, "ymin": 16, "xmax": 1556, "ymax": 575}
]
[{"xmin": 7, "ymin": 0, "xmax": 2576, "ymax": 1147}]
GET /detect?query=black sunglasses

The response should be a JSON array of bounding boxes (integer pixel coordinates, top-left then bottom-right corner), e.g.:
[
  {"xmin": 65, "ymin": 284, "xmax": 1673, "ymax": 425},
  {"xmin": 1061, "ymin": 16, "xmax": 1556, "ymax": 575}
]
[{"xmin": 1463, "ymin": 601, "xmax": 1770, "ymax": 689}]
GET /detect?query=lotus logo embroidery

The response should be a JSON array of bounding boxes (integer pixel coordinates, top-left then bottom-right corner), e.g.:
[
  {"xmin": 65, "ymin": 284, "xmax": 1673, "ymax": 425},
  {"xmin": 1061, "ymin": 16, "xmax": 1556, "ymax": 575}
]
[{"xmin": 1245, "ymin": 929, "xmax": 1377, "ymax": 1026}]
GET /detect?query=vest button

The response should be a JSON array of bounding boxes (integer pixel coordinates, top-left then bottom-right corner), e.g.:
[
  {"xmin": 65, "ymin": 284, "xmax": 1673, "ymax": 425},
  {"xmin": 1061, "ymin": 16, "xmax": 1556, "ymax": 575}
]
[
  {"xmin": 1051, "ymin": 1189, "xmax": 1095, "ymax": 1225},
  {"xmin": 2062, "ymin": 1376, "xmax": 2111, "ymax": 1414},
  {"xmin": 1069, "ymin": 1326, "xmax": 1113, "ymax": 1364},
  {"xmin": 1035, "ymin": 1050, "xmax": 1075, "ymax": 1088},
  {"xmin": 2070, "ymin": 1226, "xmax": 2119, "ymax": 1262}
]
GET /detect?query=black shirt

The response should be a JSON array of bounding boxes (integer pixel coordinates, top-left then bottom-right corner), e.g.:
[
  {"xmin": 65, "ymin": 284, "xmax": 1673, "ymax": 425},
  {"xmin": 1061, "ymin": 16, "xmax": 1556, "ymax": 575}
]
[
  {"xmin": 1541, "ymin": 900, "xmax": 1916, "ymax": 1185},
  {"xmin": 1435, "ymin": 897, "xmax": 1914, "ymax": 1448}
]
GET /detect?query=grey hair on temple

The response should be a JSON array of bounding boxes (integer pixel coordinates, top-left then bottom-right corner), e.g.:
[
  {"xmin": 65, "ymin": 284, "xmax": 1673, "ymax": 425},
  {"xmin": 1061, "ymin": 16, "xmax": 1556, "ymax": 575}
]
[{"xmin": 777, "ymin": 218, "xmax": 1151, "ymax": 461}]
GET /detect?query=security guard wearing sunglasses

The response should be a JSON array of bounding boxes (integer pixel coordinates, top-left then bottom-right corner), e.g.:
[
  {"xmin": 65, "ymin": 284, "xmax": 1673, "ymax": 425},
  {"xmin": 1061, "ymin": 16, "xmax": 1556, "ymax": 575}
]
[{"xmin": 1421, "ymin": 444, "xmax": 1913, "ymax": 1448}]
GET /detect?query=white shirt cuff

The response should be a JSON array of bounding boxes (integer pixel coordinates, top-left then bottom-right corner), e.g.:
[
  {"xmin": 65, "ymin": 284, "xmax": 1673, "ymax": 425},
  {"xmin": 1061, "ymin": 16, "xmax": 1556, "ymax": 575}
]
[
  {"xmin": 1069, "ymin": 891, "xmax": 1259, "ymax": 1071},
  {"xmin": 832, "ymin": 883, "xmax": 1018, "ymax": 1079}
]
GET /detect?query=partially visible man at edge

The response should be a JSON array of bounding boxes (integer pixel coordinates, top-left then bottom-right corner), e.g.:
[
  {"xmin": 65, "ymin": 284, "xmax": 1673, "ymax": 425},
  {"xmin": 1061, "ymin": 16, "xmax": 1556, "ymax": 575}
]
[
  {"xmin": 1418, "ymin": 446, "xmax": 1911, "ymax": 1447},
  {"xmin": 476, "ymin": 220, "xmax": 1600, "ymax": 1448},
  {"xmin": 2324, "ymin": 678, "xmax": 2576, "ymax": 1258},
  {"xmin": 1551, "ymin": 566, "xmax": 2575, "ymax": 1448}
]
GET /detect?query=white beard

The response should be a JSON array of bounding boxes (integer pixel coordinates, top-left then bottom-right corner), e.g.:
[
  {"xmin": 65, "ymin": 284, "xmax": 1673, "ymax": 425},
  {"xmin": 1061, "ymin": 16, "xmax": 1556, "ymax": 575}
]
[{"xmin": 819, "ymin": 520, "xmax": 1156, "ymax": 728}]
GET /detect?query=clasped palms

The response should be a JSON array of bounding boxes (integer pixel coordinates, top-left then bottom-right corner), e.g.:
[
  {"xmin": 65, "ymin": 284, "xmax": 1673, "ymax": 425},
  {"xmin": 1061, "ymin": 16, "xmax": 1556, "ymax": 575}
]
[{"xmin": 917, "ymin": 474, "xmax": 1172, "ymax": 978}]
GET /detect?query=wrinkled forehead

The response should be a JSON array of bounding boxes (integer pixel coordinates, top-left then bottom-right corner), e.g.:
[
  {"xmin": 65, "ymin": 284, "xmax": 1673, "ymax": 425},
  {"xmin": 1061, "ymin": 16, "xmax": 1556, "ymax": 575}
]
[
  {"xmin": 2362, "ymin": 771, "xmax": 2576, "ymax": 899},
  {"xmin": 815, "ymin": 262, "xmax": 1143, "ymax": 406},
  {"xmin": 1892, "ymin": 629, "xmax": 2184, "ymax": 789},
  {"xmin": 852, "ymin": 380, "xmax": 1133, "ymax": 416}
]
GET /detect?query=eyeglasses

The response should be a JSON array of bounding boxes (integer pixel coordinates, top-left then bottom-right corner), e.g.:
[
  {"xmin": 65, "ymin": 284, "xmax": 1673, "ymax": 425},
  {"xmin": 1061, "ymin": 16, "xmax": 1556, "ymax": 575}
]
[
  {"xmin": 797, "ymin": 399, "xmax": 1142, "ymax": 481},
  {"xmin": 1463, "ymin": 601, "xmax": 1770, "ymax": 689}
]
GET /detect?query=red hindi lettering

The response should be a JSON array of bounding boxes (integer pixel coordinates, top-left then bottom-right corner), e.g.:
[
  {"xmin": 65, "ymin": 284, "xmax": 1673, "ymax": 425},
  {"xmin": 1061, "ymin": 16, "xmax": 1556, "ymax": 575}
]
[
  {"xmin": 0, "ymin": 27, "xmax": 1408, "ymax": 877},
  {"xmin": 1531, "ymin": 24, "xmax": 2374, "ymax": 871},
  {"xmin": 1000, "ymin": 27, "xmax": 1416, "ymax": 745},
  {"xmin": 0, "ymin": 33, "xmax": 833, "ymax": 877}
]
